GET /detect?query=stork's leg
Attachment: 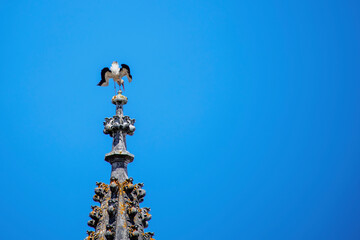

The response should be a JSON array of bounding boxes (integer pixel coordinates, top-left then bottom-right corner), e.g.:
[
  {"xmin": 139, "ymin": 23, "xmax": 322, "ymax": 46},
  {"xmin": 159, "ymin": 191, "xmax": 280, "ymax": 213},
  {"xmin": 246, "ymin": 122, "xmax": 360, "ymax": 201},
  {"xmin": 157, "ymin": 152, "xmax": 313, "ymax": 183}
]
[
  {"xmin": 114, "ymin": 81, "xmax": 117, "ymax": 95},
  {"xmin": 116, "ymin": 80, "xmax": 123, "ymax": 91}
]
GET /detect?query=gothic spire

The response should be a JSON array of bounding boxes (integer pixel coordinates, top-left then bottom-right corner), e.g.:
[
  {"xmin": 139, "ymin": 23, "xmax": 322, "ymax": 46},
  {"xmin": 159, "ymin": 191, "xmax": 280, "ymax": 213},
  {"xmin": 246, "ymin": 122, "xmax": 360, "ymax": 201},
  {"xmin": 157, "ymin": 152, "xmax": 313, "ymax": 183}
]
[{"xmin": 85, "ymin": 90, "xmax": 154, "ymax": 240}]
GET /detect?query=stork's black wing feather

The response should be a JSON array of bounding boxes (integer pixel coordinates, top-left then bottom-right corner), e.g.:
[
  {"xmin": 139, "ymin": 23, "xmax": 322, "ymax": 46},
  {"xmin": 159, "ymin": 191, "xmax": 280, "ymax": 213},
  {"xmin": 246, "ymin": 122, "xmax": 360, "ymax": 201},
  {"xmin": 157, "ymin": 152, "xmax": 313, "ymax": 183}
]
[
  {"xmin": 121, "ymin": 64, "xmax": 130, "ymax": 73},
  {"xmin": 97, "ymin": 67, "xmax": 110, "ymax": 86}
]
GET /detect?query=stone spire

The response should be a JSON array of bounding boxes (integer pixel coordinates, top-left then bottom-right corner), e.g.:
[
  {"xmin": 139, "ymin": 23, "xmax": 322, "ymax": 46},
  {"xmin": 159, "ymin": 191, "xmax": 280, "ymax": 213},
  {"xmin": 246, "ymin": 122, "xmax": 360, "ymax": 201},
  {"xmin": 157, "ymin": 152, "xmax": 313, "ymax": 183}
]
[{"xmin": 85, "ymin": 91, "xmax": 154, "ymax": 240}]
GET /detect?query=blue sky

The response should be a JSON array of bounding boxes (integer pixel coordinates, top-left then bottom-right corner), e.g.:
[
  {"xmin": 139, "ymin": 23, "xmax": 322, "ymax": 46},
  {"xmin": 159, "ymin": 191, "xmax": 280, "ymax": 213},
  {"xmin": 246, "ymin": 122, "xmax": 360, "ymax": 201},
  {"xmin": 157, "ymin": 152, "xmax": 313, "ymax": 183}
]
[{"xmin": 0, "ymin": 0, "xmax": 359, "ymax": 239}]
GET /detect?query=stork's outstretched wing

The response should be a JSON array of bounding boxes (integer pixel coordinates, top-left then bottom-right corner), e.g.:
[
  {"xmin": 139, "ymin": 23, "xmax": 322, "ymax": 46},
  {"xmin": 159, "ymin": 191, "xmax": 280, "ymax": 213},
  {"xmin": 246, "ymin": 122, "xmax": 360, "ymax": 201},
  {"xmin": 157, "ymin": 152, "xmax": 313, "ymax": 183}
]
[
  {"xmin": 121, "ymin": 64, "xmax": 132, "ymax": 83},
  {"xmin": 97, "ymin": 67, "xmax": 111, "ymax": 86},
  {"xmin": 121, "ymin": 64, "xmax": 130, "ymax": 72}
]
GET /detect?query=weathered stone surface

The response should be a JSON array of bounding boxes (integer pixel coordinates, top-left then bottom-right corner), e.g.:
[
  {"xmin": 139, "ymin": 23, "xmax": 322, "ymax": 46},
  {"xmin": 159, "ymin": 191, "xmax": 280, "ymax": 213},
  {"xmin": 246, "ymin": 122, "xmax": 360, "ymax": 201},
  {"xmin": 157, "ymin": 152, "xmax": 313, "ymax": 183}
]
[
  {"xmin": 84, "ymin": 91, "xmax": 154, "ymax": 240},
  {"xmin": 85, "ymin": 178, "xmax": 154, "ymax": 240}
]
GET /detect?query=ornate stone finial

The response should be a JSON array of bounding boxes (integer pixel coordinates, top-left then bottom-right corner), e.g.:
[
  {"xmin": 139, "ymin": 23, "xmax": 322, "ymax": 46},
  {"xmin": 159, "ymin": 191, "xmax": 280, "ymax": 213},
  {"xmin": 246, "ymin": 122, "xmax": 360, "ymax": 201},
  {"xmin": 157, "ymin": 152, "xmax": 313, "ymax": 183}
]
[
  {"xmin": 104, "ymin": 91, "xmax": 136, "ymax": 167},
  {"xmin": 111, "ymin": 91, "xmax": 128, "ymax": 106}
]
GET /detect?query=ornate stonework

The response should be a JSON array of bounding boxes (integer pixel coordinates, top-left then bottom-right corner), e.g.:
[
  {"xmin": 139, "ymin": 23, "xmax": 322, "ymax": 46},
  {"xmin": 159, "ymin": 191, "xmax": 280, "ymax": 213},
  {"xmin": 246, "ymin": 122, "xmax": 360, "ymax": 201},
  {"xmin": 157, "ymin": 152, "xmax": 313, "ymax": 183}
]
[{"xmin": 85, "ymin": 91, "xmax": 154, "ymax": 240}]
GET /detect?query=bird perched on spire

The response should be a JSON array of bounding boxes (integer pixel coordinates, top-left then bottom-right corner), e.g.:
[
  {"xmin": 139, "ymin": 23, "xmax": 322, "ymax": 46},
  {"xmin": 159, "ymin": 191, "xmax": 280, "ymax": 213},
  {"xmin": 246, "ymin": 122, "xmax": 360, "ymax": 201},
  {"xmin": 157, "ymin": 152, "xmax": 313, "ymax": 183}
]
[{"xmin": 97, "ymin": 61, "xmax": 132, "ymax": 91}]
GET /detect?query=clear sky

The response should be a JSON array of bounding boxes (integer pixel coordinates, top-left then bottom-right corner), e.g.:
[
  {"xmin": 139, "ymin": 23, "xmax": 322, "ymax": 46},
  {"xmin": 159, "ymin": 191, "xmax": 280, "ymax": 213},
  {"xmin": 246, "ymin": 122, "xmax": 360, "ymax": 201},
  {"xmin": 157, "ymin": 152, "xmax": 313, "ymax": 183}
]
[{"xmin": 0, "ymin": 0, "xmax": 359, "ymax": 239}]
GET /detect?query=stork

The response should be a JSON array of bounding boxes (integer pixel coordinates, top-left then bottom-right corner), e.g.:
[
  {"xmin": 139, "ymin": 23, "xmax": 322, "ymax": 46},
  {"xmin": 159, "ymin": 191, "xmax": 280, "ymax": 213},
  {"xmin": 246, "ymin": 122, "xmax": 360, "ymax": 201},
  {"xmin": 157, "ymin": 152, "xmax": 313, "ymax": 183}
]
[{"xmin": 97, "ymin": 61, "xmax": 132, "ymax": 92}]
